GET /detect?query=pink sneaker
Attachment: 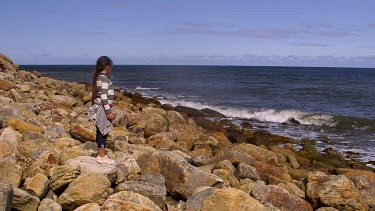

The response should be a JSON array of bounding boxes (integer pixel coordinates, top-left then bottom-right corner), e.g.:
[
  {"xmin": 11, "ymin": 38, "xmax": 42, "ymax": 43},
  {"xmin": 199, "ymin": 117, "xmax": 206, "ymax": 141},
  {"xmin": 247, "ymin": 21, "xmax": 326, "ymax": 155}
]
[{"xmin": 96, "ymin": 155, "xmax": 115, "ymax": 165}]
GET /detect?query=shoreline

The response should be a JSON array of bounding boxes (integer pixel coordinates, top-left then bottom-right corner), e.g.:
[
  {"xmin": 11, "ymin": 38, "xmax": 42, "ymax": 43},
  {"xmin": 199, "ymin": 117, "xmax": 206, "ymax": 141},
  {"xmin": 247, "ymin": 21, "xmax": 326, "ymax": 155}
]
[{"xmin": 1, "ymin": 53, "xmax": 375, "ymax": 210}]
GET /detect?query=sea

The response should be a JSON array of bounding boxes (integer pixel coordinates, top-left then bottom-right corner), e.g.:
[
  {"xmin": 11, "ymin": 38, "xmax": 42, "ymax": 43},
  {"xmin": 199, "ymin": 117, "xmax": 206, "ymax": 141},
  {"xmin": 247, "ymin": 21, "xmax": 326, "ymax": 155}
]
[{"xmin": 20, "ymin": 65, "xmax": 375, "ymax": 166}]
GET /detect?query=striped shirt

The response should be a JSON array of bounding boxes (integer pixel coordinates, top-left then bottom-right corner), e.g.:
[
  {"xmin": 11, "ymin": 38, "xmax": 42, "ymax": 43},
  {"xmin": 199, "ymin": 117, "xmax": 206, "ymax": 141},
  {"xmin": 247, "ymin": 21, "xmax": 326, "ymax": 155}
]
[{"xmin": 96, "ymin": 74, "xmax": 115, "ymax": 114}]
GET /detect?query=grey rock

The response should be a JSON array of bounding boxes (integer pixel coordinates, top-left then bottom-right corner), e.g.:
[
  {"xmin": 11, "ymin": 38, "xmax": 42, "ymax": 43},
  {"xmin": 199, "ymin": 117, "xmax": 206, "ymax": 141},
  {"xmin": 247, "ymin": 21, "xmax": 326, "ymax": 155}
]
[
  {"xmin": 38, "ymin": 198, "xmax": 62, "ymax": 211},
  {"xmin": 12, "ymin": 188, "xmax": 40, "ymax": 211},
  {"xmin": 235, "ymin": 163, "xmax": 260, "ymax": 181},
  {"xmin": 0, "ymin": 181, "xmax": 13, "ymax": 211}
]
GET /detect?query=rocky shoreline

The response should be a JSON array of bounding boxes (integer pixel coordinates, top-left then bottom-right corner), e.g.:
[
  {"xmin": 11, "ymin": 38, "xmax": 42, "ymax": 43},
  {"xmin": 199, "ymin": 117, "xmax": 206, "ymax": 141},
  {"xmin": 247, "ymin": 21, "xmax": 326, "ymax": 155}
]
[{"xmin": 0, "ymin": 53, "xmax": 374, "ymax": 211}]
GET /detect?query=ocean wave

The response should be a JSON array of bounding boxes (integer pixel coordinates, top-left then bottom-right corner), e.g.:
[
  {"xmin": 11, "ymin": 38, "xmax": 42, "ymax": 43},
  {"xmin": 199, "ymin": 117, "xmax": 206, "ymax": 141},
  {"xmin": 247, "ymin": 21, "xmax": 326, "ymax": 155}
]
[
  {"xmin": 160, "ymin": 99, "xmax": 336, "ymax": 127},
  {"xmin": 135, "ymin": 86, "xmax": 161, "ymax": 90}
]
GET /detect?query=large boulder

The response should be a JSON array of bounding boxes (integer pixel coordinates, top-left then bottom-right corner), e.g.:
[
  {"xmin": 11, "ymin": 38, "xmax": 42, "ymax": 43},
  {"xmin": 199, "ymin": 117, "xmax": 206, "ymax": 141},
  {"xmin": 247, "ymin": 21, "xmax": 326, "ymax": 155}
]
[
  {"xmin": 12, "ymin": 188, "xmax": 40, "ymax": 211},
  {"xmin": 57, "ymin": 174, "xmax": 111, "ymax": 210},
  {"xmin": 66, "ymin": 156, "xmax": 117, "ymax": 183},
  {"xmin": 69, "ymin": 124, "xmax": 96, "ymax": 143},
  {"xmin": 137, "ymin": 113, "xmax": 168, "ymax": 138},
  {"xmin": 175, "ymin": 106, "xmax": 207, "ymax": 117},
  {"xmin": 350, "ymin": 175, "xmax": 375, "ymax": 207},
  {"xmin": 25, "ymin": 173, "xmax": 50, "ymax": 198},
  {"xmin": 0, "ymin": 79, "xmax": 15, "ymax": 91},
  {"xmin": 201, "ymin": 108, "xmax": 226, "ymax": 118},
  {"xmin": 116, "ymin": 173, "xmax": 167, "ymax": 208},
  {"xmin": 0, "ymin": 160, "xmax": 22, "ymax": 187},
  {"xmin": 193, "ymin": 117, "xmax": 226, "ymax": 133},
  {"xmin": 251, "ymin": 184, "xmax": 313, "ymax": 211},
  {"xmin": 101, "ymin": 191, "xmax": 162, "ymax": 211},
  {"xmin": 235, "ymin": 163, "xmax": 260, "ymax": 181},
  {"xmin": 49, "ymin": 165, "xmax": 80, "ymax": 192},
  {"xmin": 251, "ymin": 160, "xmax": 292, "ymax": 183},
  {"xmin": 168, "ymin": 124, "xmax": 204, "ymax": 151},
  {"xmin": 156, "ymin": 151, "xmax": 223, "ymax": 199},
  {"xmin": 306, "ymin": 171, "xmax": 368, "ymax": 211},
  {"xmin": 200, "ymin": 188, "xmax": 266, "ymax": 211},
  {"xmin": 146, "ymin": 132, "xmax": 177, "ymax": 151},
  {"xmin": 165, "ymin": 111, "xmax": 186, "ymax": 125},
  {"xmin": 73, "ymin": 203, "xmax": 100, "ymax": 211},
  {"xmin": 38, "ymin": 198, "xmax": 62, "ymax": 211},
  {"xmin": 231, "ymin": 143, "xmax": 278, "ymax": 162},
  {"xmin": 50, "ymin": 95, "xmax": 78, "ymax": 108},
  {"xmin": 0, "ymin": 54, "xmax": 16, "ymax": 72},
  {"xmin": 60, "ymin": 148, "xmax": 90, "ymax": 165},
  {"xmin": 0, "ymin": 181, "xmax": 13, "ymax": 211},
  {"xmin": 17, "ymin": 140, "xmax": 55, "ymax": 159},
  {"xmin": 0, "ymin": 127, "xmax": 22, "ymax": 157},
  {"xmin": 5, "ymin": 118, "xmax": 44, "ymax": 134}
]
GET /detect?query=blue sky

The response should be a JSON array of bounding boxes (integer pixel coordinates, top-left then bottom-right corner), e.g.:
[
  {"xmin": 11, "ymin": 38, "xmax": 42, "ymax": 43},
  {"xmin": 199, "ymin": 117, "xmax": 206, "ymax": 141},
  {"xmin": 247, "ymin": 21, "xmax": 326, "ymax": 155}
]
[{"xmin": 1, "ymin": 0, "xmax": 375, "ymax": 67}]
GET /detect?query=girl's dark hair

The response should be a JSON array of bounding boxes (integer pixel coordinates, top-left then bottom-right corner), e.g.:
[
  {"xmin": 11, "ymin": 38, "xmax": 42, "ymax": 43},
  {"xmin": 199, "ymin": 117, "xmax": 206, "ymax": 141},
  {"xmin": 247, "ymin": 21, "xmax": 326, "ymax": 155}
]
[{"xmin": 91, "ymin": 56, "xmax": 113, "ymax": 104}]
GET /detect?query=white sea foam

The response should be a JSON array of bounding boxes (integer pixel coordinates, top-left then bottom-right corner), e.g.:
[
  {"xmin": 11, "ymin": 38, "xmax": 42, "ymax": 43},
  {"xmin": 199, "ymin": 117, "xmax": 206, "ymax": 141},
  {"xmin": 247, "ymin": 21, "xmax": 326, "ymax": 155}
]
[
  {"xmin": 135, "ymin": 86, "xmax": 160, "ymax": 90},
  {"xmin": 160, "ymin": 99, "xmax": 336, "ymax": 127}
]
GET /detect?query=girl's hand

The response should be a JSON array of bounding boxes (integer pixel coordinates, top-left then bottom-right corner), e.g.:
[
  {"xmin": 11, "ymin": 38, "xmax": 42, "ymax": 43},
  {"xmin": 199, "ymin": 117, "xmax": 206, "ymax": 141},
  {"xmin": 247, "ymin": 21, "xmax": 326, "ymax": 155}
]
[{"xmin": 106, "ymin": 112, "xmax": 115, "ymax": 120}]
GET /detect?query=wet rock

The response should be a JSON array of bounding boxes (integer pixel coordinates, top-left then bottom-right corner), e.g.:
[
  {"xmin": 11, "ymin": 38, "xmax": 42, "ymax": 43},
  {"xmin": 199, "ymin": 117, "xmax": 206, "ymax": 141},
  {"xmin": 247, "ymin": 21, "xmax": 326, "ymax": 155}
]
[
  {"xmin": 175, "ymin": 106, "xmax": 208, "ymax": 117},
  {"xmin": 201, "ymin": 108, "xmax": 226, "ymax": 118},
  {"xmin": 282, "ymin": 118, "xmax": 300, "ymax": 126},
  {"xmin": 161, "ymin": 103, "xmax": 174, "ymax": 111},
  {"xmin": 250, "ymin": 129, "xmax": 273, "ymax": 145},
  {"xmin": 224, "ymin": 126, "xmax": 247, "ymax": 143},
  {"xmin": 66, "ymin": 156, "xmax": 117, "ymax": 183},
  {"xmin": 38, "ymin": 198, "xmax": 62, "ymax": 211},
  {"xmin": 194, "ymin": 117, "xmax": 226, "ymax": 133},
  {"xmin": 271, "ymin": 134, "xmax": 298, "ymax": 144},
  {"xmin": 57, "ymin": 174, "xmax": 111, "ymax": 210},
  {"xmin": 156, "ymin": 150, "xmax": 223, "ymax": 199},
  {"xmin": 251, "ymin": 184, "xmax": 313, "ymax": 211},
  {"xmin": 0, "ymin": 181, "xmax": 13, "ymax": 211},
  {"xmin": 25, "ymin": 173, "xmax": 50, "ymax": 198},
  {"xmin": 235, "ymin": 163, "xmax": 260, "ymax": 181},
  {"xmin": 240, "ymin": 121, "xmax": 253, "ymax": 129},
  {"xmin": 12, "ymin": 188, "xmax": 40, "ymax": 211},
  {"xmin": 0, "ymin": 160, "xmax": 22, "ymax": 187},
  {"xmin": 306, "ymin": 171, "xmax": 368, "ymax": 210},
  {"xmin": 0, "ymin": 127, "xmax": 22, "ymax": 157},
  {"xmin": 49, "ymin": 165, "xmax": 80, "ymax": 192},
  {"xmin": 202, "ymin": 188, "xmax": 266, "ymax": 211},
  {"xmin": 165, "ymin": 111, "xmax": 186, "ymax": 125}
]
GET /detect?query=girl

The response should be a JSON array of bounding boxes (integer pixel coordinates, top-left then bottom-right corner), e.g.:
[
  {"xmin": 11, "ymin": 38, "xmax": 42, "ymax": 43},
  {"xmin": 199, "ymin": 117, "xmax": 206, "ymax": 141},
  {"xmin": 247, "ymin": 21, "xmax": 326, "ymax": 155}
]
[{"xmin": 91, "ymin": 56, "xmax": 115, "ymax": 164}]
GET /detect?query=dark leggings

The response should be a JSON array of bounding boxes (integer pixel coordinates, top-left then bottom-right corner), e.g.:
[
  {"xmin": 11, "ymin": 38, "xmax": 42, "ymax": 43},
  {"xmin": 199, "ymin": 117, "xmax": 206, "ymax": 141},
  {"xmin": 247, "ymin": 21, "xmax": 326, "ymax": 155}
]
[{"xmin": 96, "ymin": 126, "xmax": 108, "ymax": 148}]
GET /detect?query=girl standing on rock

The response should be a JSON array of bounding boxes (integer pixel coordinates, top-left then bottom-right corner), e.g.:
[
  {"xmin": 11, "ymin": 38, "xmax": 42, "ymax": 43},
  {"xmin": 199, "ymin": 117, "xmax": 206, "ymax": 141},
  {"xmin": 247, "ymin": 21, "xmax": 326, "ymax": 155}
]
[{"xmin": 91, "ymin": 56, "xmax": 115, "ymax": 164}]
